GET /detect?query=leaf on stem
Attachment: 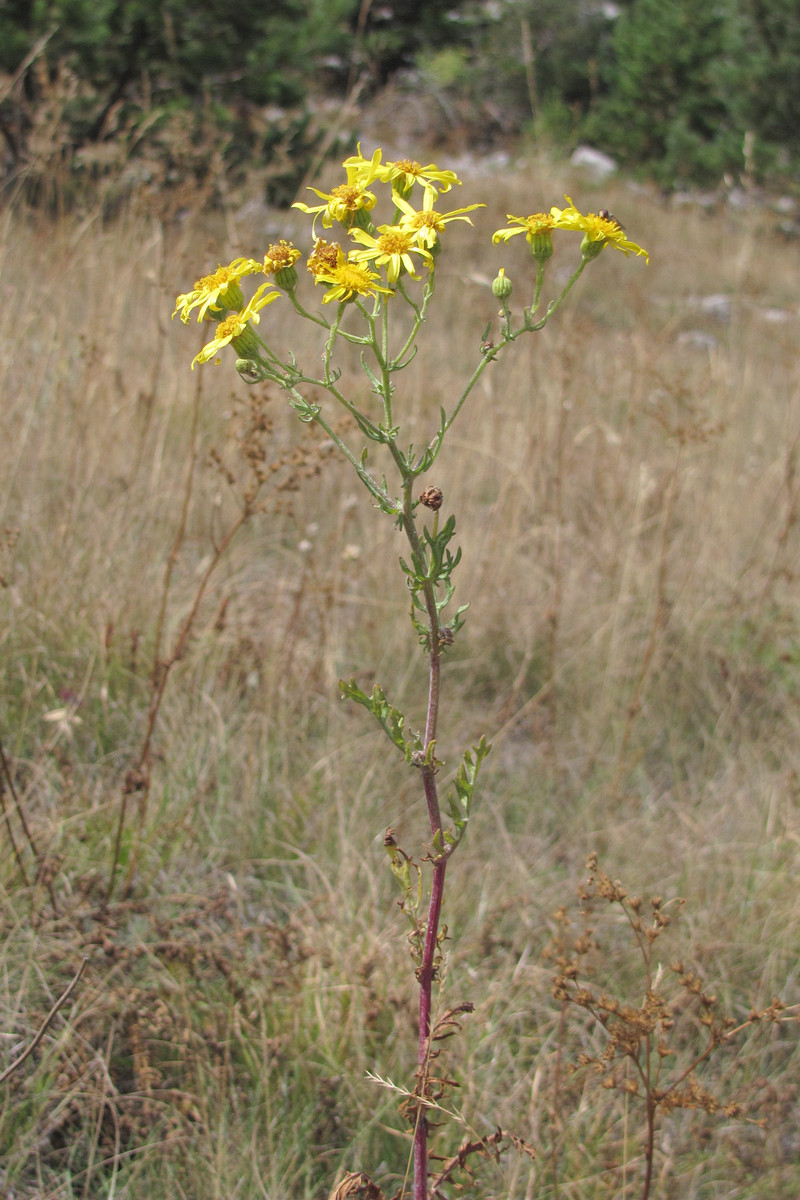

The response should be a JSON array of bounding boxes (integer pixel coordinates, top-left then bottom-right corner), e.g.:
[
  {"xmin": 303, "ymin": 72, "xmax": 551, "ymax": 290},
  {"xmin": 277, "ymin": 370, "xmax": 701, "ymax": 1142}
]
[
  {"xmin": 339, "ymin": 678, "xmax": 422, "ymax": 762},
  {"xmin": 435, "ymin": 735, "xmax": 492, "ymax": 853}
]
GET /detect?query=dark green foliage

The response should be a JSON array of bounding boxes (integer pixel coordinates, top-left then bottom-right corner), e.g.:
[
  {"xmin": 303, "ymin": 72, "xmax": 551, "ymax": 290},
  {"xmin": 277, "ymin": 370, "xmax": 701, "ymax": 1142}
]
[
  {"xmin": 587, "ymin": 0, "xmax": 800, "ymax": 187},
  {"xmin": 586, "ymin": 0, "xmax": 741, "ymax": 186},
  {"xmin": 0, "ymin": 0, "xmax": 359, "ymax": 207},
  {"xmin": 407, "ymin": 0, "xmax": 617, "ymax": 146},
  {"xmin": 0, "ymin": 0, "xmax": 42, "ymax": 73},
  {"xmin": 0, "ymin": 0, "xmax": 479, "ymax": 207},
  {"xmin": 25, "ymin": 0, "xmax": 354, "ymax": 108},
  {"xmin": 733, "ymin": 0, "xmax": 800, "ymax": 156},
  {"xmin": 3, "ymin": 0, "xmax": 800, "ymax": 199},
  {"xmin": 484, "ymin": 0, "xmax": 618, "ymax": 127}
]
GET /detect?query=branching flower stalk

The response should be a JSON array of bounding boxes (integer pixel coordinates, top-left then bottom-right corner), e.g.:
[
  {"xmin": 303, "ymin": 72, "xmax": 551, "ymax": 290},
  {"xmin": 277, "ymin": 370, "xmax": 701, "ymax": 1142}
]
[
  {"xmin": 174, "ymin": 147, "xmax": 648, "ymax": 1200},
  {"xmin": 549, "ymin": 854, "xmax": 790, "ymax": 1200}
]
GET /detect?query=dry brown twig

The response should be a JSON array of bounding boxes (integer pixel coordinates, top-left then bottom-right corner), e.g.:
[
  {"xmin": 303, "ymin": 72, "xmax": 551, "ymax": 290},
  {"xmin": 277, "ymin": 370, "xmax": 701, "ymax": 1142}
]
[{"xmin": 0, "ymin": 957, "xmax": 87, "ymax": 1086}]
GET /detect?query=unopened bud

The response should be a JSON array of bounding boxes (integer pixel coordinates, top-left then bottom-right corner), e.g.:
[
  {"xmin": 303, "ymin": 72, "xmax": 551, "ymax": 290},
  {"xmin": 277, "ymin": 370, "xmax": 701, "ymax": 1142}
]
[{"xmin": 491, "ymin": 268, "xmax": 513, "ymax": 300}]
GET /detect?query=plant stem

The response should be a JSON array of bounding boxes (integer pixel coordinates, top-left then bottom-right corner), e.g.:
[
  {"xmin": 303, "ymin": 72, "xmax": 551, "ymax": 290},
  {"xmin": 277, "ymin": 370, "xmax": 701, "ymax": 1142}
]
[
  {"xmin": 399, "ymin": 481, "xmax": 448, "ymax": 1200},
  {"xmin": 415, "ymin": 854, "xmax": 447, "ymax": 1200},
  {"xmin": 641, "ymin": 1096, "xmax": 656, "ymax": 1200}
]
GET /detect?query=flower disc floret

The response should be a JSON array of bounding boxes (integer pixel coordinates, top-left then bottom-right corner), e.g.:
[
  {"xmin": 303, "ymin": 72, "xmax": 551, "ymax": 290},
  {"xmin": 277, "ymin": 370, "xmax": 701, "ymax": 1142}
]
[
  {"xmin": 379, "ymin": 157, "xmax": 461, "ymax": 196},
  {"xmin": 173, "ymin": 257, "xmax": 261, "ymax": 324},
  {"xmin": 294, "ymin": 182, "xmax": 378, "ymax": 231},
  {"xmin": 349, "ymin": 226, "xmax": 433, "ymax": 282},
  {"xmin": 261, "ymin": 240, "xmax": 301, "ymax": 290},
  {"xmin": 191, "ymin": 283, "xmax": 280, "ymax": 368}
]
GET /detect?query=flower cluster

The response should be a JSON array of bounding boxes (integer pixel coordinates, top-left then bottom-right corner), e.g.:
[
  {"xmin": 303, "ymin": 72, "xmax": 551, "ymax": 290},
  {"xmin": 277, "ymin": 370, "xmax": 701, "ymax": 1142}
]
[
  {"xmin": 493, "ymin": 197, "xmax": 649, "ymax": 263},
  {"xmin": 173, "ymin": 147, "xmax": 648, "ymax": 370},
  {"xmin": 294, "ymin": 145, "xmax": 483, "ymax": 289}
]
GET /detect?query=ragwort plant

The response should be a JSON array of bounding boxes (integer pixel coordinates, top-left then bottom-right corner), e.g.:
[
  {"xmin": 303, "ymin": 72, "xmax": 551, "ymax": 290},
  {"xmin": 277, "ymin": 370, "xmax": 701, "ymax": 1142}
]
[{"xmin": 174, "ymin": 146, "xmax": 649, "ymax": 1200}]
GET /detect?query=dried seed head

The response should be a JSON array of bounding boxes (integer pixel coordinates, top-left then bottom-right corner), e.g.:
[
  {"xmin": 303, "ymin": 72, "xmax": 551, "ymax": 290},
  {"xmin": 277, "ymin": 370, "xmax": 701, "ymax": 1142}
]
[{"xmin": 419, "ymin": 485, "xmax": 444, "ymax": 510}]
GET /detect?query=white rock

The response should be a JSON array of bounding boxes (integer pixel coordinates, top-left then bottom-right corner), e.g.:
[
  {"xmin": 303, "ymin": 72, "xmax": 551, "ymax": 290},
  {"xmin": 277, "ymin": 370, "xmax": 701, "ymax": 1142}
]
[
  {"xmin": 676, "ymin": 330, "xmax": 718, "ymax": 349},
  {"xmin": 687, "ymin": 294, "xmax": 732, "ymax": 322},
  {"xmin": 570, "ymin": 145, "xmax": 617, "ymax": 181}
]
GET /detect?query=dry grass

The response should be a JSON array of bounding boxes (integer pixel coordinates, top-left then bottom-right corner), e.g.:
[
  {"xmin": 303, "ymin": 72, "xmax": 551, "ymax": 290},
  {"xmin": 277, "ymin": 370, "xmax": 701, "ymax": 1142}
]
[{"xmin": 1, "ymin": 153, "xmax": 799, "ymax": 1198}]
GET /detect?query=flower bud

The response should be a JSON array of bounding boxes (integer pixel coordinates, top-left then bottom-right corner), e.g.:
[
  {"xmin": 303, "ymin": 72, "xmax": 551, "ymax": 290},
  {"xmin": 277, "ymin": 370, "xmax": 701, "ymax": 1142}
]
[
  {"xmin": 235, "ymin": 359, "xmax": 265, "ymax": 383},
  {"xmin": 491, "ymin": 268, "xmax": 512, "ymax": 300}
]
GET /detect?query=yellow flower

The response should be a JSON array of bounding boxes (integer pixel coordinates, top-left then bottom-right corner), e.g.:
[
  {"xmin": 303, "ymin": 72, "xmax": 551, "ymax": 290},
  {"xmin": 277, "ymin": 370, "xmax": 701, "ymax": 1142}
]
[
  {"xmin": 348, "ymin": 226, "xmax": 433, "ymax": 283},
  {"xmin": 377, "ymin": 156, "xmax": 461, "ymax": 196},
  {"xmin": 313, "ymin": 255, "xmax": 395, "ymax": 304},
  {"xmin": 262, "ymin": 240, "xmax": 301, "ymax": 274},
  {"xmin": 191, "ymin": 283, "xmax": 280, "ymax": 368},
  {"xmin": 293, "ymin": 160, "xmax": 378, "ymax": 233},
  {"xmin": 306, "ymin": 238, "xmax": 345, "ymax": 278},
  {"xmin": 393, "ymin": 188, "xmax": 484, "ymax": 249},
  {"xmin": 260, "ymin": 240, "xmax": 302, "ymax": 290},
  {"xmin": 339, "ymin": 143, "xmax": 384, "ymax": 186},
  {"xmin": 173, "ymin": 257, "xmax": 261, "ymax": 323},
  {"xmin": 342, "ymin": 144, "xmax": 462, "ymax": 195},
  {"xmin": 550, "ymin": 197, "xmax": 649, "ymax": 262},
  {"xmin": 491, "ymin": 212, "xmax": 556, "ymax": 244}
]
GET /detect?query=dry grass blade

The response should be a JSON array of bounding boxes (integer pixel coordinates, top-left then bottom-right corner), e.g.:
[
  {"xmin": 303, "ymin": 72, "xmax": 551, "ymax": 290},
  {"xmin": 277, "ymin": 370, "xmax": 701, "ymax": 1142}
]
[{"xmin": 0, "ymin": 958, "xmax": 87, "ymax": 1085}]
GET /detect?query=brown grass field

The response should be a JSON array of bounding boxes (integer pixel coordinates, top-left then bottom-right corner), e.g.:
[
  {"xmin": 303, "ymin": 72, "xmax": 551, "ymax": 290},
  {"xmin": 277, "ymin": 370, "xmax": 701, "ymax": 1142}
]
[{"xmin": 1, "ymin": 151, "xmax": 799, "ymax": 1198}]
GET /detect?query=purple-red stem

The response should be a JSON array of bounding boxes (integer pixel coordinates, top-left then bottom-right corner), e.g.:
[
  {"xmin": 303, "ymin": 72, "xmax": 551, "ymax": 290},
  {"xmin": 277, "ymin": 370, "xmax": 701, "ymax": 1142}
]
[
  {"xmin": 414, "ymin": 847, "xmax": 447, "ymax": 1200},
  {"xmin": 403, "ymin": 502, "xmax": 447, "ymax": 1200}
]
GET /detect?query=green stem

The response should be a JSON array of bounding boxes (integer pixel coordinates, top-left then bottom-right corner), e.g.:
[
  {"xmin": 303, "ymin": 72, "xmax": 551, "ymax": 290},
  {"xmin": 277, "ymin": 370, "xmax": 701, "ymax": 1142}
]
[
  {"xmin": 285, "ymin": 292, "xmax": 330, "ymax": 328},
  {"xmin": 380, "ymin": 296, "xmax": 393, "ymax": 427},
  {"xmin": 299, "ymin": 395, "xmax": 396, "ymax": 510},
  {"xmin": 438, "ymin": 258, "xmax": 589, "ymax": 439},
  {"xmin": 391, "ymin": 274, "xmax": 435, "ymax": 368},
  {"xmin": 528, "ymin": 257, "xmax": 588, "ymax": 328}
]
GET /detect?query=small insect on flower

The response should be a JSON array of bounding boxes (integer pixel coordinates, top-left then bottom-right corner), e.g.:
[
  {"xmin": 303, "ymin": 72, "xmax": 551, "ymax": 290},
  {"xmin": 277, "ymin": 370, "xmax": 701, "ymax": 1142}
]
[{"xmin": 598, "ymin": 209, "xmax": 624, "ymax": 230}]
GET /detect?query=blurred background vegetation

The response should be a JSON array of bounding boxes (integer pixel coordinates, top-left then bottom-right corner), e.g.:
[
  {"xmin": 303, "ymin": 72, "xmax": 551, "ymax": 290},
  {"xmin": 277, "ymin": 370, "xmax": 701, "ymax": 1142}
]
[{"xmin": 2, "ymin": 0, "xmax": 800, "ymax": 210}]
